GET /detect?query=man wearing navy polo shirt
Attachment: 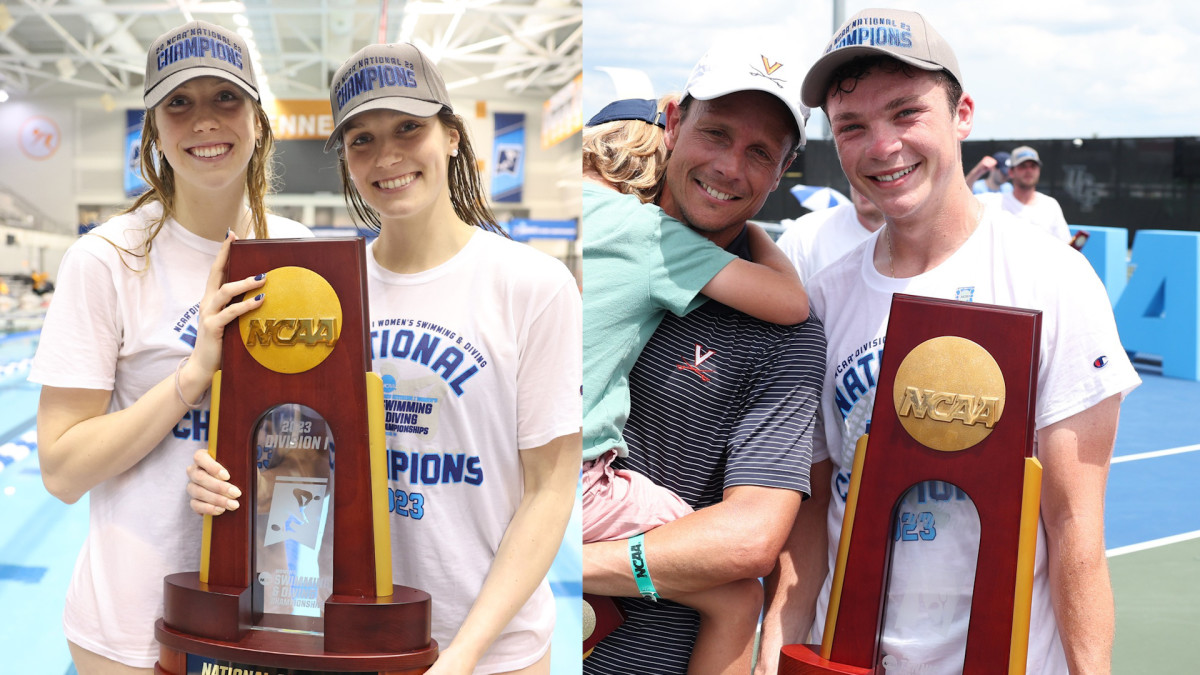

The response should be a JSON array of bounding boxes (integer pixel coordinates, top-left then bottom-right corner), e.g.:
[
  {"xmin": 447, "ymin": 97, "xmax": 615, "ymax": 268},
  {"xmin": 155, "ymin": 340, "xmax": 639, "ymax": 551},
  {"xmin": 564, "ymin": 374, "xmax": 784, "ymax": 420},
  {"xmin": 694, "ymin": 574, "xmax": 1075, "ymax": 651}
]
[{"xmin": 582, "ymin": 39, "xmax": 828, "ymax": 674}]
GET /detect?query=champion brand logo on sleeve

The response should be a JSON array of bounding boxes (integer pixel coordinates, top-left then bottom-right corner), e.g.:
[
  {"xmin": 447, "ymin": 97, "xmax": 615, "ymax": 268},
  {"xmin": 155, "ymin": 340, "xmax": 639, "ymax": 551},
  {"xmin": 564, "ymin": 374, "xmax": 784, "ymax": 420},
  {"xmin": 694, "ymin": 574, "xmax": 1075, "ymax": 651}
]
[{"xmin": 1093, "ymin": 355, "xmax": 1109, "ymax": 369}]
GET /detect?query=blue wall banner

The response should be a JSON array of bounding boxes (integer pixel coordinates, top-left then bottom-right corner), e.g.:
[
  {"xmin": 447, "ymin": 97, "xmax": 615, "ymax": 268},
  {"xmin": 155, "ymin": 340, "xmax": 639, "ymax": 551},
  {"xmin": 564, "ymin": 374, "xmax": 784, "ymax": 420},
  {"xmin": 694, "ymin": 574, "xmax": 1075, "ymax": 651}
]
[
  {"xmin": 491, "ymin": 112, "xmax": 525, "ymax": 203},
  {"xmin": 124, "ymin": 110, "xmax": 149, "ymax": 198},
  {"xmin": 506, "ymin": 218, "xmax": 577, "ymax": 242},
  {"xmin": 1112, "ymin": 230, "xmax": 1200, "ymax": 380},
  {"xmin": 1071, "ymin": 225, "xmax": 1128, "ymax": 306}
]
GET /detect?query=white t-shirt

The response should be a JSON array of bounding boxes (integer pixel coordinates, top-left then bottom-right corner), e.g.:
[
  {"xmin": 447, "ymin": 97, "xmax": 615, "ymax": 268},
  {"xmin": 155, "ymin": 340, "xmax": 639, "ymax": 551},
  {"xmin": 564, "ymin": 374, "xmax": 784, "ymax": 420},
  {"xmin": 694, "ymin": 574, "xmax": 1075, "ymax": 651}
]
[
  {"xmin": 978, "ymin": 190, "xmax": 1072, "ymax": 243},
  {"xmin": 366, "ymin": 231, "xmax": 581, "ymax": 674},
  {"xmin": 777, "ymin": 205, "xmax": 876, "ymax": 283},
  {"xmin": 807, "ymin": 211, "xmax": 1139, "ymax": 675},
  {"xmin": 28, "ymin": 202, "xmax": 311, "ymax": 667}
]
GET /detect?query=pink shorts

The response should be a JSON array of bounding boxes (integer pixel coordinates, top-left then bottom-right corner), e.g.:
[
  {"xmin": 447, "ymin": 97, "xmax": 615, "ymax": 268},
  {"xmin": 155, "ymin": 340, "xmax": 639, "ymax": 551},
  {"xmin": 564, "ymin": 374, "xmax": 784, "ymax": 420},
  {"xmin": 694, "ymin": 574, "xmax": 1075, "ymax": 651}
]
[{"xmin": 581, "ymin": 449, "xmax": 693, "ymax": 543}]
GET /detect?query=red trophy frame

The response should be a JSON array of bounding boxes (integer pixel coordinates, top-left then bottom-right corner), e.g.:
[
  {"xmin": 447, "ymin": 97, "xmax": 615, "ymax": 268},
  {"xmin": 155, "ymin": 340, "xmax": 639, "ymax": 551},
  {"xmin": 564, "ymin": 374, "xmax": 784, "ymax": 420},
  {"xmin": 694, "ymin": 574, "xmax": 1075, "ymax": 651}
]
[
  {"xmin": 781, "ymin": 294, "xmax": 1044, "ymax": 675},
  {"xmin": 582, "ymin": 594, "xmax": 626, "ymax": 659},
  {"xmin": 155, "ymin": 238, "xmax": 437, "ymax": 674}
]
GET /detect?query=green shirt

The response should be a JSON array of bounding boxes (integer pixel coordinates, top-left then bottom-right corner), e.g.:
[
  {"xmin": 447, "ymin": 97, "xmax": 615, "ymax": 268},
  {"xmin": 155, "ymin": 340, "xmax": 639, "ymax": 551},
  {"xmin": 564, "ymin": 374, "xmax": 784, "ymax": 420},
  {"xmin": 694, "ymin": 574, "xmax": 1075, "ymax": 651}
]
[{"xmin": 581, "ymin": 183, "xmax": 736, "ymax": 461}]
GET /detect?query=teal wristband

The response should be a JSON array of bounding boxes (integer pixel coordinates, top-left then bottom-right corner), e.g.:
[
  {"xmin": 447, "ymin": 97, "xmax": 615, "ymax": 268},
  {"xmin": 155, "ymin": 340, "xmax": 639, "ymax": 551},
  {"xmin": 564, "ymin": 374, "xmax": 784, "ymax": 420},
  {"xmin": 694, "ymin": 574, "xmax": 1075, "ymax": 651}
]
[{"xmin": 627, "ymin": 532, "xmax": 659, "ymax": 601}]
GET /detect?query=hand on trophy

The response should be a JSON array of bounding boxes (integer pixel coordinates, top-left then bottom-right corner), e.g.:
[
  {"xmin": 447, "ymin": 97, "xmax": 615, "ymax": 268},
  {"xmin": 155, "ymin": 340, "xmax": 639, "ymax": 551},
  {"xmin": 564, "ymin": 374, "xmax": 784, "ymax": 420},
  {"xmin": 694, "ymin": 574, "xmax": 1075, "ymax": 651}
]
[
  {"xmin": 186, "ymin": 448, "xmax": 240, "ymax": 516},
  {"xmin": 175, "ymin": 232, "xmax": 269, "ymax": 409}
]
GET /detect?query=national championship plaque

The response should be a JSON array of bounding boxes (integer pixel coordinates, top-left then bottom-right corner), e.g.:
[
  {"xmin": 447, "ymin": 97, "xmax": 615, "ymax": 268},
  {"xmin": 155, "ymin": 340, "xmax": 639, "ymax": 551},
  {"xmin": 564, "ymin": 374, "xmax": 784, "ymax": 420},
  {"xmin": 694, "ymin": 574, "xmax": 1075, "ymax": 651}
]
[
  {"xmin": 155, "ymin": 238, "xmax": 438, "ymax": 674},
  {"xmin": 780, "ymin": 294, "xmax": 1044, "ymax": 675}
]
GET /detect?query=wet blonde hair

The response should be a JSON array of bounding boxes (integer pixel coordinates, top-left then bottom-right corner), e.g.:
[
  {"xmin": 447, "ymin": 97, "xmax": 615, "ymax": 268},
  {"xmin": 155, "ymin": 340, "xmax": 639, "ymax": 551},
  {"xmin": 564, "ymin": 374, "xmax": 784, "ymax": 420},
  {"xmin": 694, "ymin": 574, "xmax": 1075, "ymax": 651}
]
[{"xmin": 582, "ymin": 94, "xmax": 676, "ymax": 204}]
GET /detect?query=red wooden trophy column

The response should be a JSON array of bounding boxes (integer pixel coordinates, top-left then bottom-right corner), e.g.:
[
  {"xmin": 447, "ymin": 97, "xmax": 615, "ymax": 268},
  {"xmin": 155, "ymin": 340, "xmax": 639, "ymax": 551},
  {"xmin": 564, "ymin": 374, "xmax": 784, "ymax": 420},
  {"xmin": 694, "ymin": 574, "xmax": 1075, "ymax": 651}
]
[
  {"xmin": 781, "ymin": 294, "xmax": 1044, "ymax": 675},
  {"xmin": 155, "ymin": 238, "xmax": 437, "ymax": 674}
]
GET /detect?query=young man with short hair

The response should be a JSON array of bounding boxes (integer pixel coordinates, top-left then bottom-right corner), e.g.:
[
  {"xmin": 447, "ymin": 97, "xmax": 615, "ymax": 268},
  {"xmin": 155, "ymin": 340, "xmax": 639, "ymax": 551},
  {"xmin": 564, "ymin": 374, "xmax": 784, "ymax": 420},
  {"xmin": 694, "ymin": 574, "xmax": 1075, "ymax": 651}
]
[{"xmin": 756, "ymin": 9, "xmax": 1139, "ymax": 675}]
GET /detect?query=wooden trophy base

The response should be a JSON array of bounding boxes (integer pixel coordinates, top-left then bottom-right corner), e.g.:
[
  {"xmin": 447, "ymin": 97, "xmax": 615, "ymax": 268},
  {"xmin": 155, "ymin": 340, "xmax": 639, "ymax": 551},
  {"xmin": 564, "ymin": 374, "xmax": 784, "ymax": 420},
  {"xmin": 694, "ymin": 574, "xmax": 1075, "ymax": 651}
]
[
  {"xmin": 779, "ymin": 644, "xmax": 872, "ymax": 675},
  {"xmin": 156, "ymin": 572, "xmax": 437, "ymax": 674}
]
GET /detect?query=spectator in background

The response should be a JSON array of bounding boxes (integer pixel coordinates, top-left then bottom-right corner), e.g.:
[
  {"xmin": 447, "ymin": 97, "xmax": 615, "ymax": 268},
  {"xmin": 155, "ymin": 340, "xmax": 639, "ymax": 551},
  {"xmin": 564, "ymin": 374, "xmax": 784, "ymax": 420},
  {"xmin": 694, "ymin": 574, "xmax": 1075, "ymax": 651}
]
[
  {"xmin": 777, "ymin": 185, "xmax": 885, "ymax": 283},
  {"xmin": 979, "ymin": 145, "xmax": 1072, "ymax": 243},
  {"xmin": 966, "ymin": 151, "xmax": 1012, "ymax": 194}
]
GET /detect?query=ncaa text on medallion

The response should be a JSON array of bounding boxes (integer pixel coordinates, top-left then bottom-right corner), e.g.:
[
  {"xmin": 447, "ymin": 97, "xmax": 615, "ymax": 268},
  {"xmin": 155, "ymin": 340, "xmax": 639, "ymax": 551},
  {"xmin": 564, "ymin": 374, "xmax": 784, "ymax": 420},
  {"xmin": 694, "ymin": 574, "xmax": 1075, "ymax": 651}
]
[{"xmin": 246, "ymin": 318, "xmax": 338, "ymax": 348}]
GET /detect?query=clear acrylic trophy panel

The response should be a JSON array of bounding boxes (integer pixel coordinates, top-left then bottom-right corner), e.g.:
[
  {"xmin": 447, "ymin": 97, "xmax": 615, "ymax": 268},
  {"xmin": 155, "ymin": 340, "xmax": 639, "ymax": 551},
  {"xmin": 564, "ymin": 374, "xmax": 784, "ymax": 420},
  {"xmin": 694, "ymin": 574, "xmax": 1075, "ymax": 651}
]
[
  {"xmin": 252, "ymin": 403, "xmax": 335, "ymax": 634},
  {"xmin": 879, "ymin": 481, "xmax": 981, "ymax": 673}
]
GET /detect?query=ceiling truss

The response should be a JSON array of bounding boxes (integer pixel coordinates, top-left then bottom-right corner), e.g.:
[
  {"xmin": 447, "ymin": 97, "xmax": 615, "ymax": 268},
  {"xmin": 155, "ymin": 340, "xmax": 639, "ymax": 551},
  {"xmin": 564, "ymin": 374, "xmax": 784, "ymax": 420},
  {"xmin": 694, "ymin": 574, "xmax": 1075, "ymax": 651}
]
[{"xmin": 0, "ymin": 0, "xmax": 581, "ymax": 104}]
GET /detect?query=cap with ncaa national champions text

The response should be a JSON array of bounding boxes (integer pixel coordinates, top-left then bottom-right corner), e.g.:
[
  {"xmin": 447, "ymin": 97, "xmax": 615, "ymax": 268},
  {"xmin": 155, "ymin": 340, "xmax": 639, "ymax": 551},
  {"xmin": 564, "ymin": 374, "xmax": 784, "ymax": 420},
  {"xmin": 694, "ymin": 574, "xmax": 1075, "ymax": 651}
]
[
  {"xmin": 325, "ymin": 42, "xmax": 453, "ymax": 152},
  {"xmin": 144, "ymin": 20, "xmax": 259, "ymax": 109},
  {"xmin": 801, "ymin": 8, "xmax": 961, "ymax": 108}
]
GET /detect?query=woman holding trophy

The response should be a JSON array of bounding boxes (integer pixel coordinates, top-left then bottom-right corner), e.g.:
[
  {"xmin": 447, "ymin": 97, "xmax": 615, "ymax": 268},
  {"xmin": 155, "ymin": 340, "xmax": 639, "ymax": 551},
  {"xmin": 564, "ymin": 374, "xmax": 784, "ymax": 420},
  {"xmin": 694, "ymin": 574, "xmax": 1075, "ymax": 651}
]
[
  {"xmin": 187, "ymin": 41, "xmax": 582, "ymax": 675},
  {"xmin": 29, "ymin": 20, "xmax": 311, "ymax": 675}
]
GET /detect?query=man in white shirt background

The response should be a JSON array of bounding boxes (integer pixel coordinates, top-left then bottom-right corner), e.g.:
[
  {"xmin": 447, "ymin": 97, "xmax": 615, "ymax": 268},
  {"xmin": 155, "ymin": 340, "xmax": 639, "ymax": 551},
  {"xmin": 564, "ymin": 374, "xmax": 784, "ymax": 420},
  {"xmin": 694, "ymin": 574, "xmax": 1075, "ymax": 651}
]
[
  {"xmin": 978, "ymin": 145, "xmax": 1072, "ymax": 243},
  {"xmin": 777, "ymin": 186, "xmax": 885, "ymax": 283}
]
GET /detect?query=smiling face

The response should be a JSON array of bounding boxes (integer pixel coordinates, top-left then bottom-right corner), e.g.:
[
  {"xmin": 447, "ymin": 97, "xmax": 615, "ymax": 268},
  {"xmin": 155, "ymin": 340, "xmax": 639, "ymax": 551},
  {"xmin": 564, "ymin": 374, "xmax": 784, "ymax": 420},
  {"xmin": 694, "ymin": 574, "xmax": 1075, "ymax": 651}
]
[
  {"xmin": 341, "ymin": 108, "xmax": 459, "ymax": 226},
  {"xmin": 152, "ymin": 76, "xmax": 259, "ymax": 197},
  {"xmin": 826, "ymin": 66, "xmax": 973, "ymax": 225},
  {"xmin": 659, "ymin": 91, "xmax": 796, "ymax": 243}
]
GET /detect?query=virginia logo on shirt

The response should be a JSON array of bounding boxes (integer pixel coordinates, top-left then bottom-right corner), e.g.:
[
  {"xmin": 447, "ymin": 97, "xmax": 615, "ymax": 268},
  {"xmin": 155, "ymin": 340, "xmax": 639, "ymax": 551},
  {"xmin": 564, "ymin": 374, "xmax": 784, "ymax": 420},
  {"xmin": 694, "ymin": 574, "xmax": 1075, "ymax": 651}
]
[
  {"xmin": 955, "ymin": 286, "xmax": 975, "ymax": 302},
  {"xmin": 676, "ymin": 344, "xmax": 717, "ymax": 382}
]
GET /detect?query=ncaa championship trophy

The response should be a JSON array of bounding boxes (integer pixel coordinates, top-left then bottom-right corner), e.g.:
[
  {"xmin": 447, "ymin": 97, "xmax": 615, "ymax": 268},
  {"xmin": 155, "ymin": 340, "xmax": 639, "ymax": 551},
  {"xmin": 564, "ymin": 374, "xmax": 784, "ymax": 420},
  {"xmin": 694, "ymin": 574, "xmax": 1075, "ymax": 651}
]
[
  {"xmin": 155, "ymin": 238, "xmax": 437, "ymax": 674},
  {"xmin": 780, "ymin": 294, "xmax": 1044, "ymax": 675}
]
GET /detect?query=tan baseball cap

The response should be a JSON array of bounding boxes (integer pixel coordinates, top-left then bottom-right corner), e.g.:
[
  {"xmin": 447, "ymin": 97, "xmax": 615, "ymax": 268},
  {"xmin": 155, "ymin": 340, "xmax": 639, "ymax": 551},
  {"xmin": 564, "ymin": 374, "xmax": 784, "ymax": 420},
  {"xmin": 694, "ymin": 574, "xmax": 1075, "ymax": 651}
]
[
  {"xmin": 144, "ymin": 20, "xmax": 258, "ymax": 109},
  {"xmin": 1010, "ymin": 146, "xmax": 1042, "ymax": 166},
  {"xmin": 801, "ymin": 8, "xmax": 962, "ymax": 108},
  {"xmin": 325, "ymin": 42, "xmax": 452, "ymax": 152}
]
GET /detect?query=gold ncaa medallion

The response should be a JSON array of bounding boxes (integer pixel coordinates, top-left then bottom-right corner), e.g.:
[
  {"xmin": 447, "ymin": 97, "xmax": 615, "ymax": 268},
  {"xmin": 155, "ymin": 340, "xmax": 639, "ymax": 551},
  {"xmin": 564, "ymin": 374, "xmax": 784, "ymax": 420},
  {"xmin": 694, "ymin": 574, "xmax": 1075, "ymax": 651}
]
[
  {"xmin": 238, "ymin": 266, "xmax": 342, "ymax": 374},
  {"xmin": 892, "ymin": 336, "xmax": 1005, "ymax": 452}
]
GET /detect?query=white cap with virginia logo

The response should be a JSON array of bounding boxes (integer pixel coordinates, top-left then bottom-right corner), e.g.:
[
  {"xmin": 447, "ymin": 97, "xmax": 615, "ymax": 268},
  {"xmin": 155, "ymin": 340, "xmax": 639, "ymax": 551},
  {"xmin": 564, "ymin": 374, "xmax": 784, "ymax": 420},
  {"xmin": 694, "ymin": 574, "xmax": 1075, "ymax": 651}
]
[
  {"xmin": 324, "ymin": 42, "xmax": 452, "ymax": 153},
  {"xmin": 682, "ymin": 40, "xmax": 810, "ymax": 148},
  {"xmin": 143, "ymin": 20, "xmax": 259, "ymax": 109}
]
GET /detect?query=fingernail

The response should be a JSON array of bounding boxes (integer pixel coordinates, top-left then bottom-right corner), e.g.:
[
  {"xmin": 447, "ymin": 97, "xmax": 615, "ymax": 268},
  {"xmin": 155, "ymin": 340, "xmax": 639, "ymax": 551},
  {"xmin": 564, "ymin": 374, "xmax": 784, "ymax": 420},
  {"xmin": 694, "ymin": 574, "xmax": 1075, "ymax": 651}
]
[
  {"xmin": 227, "ymin": 499, "xmax": 240, "ymax": 511},
  {"xmin": 228, "ymin": 486, "xmax": 242, "ymax": 499},
  {"xmin": 254, "ymin": 273, "xmax": 265, "ymax": 281},
  {"xmin": 218, "ymin": 469, "xmax": 230, "ymax": 481},
  {"xmin": 253, "ymin": 294, "xmax": 264, "ymax": 301}
]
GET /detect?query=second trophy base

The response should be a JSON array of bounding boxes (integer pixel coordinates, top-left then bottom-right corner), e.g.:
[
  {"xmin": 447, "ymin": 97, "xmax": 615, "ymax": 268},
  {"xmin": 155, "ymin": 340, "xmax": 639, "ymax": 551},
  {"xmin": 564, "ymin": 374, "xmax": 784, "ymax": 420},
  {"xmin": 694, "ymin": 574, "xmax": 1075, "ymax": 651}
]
[{"xmin": 779, "ymin": 644, "xmax": 873, "ymax": 675}]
